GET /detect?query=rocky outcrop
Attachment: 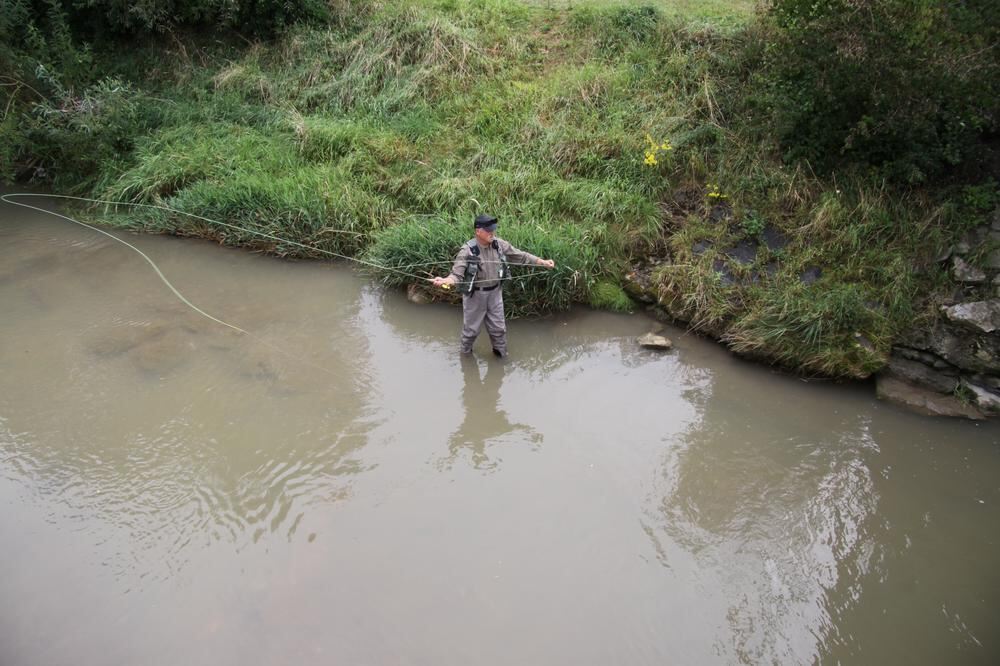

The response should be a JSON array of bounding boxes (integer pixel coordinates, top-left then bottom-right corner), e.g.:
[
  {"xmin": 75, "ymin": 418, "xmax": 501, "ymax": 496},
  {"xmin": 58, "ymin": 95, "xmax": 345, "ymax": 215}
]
[
  {"xmin": 877, "ymin": 209, "xmax": 1000, "ymax": 418},
  {"xmin": 942, "ymin": 300, "xmax": 1000, "ymax": 334}
]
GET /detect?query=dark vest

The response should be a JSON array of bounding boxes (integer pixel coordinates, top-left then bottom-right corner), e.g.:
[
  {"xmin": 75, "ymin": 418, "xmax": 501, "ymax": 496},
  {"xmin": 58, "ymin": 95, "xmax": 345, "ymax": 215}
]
[{"xmin": 458, "ymin": 239, "xmax": 508, "ymax": 295}]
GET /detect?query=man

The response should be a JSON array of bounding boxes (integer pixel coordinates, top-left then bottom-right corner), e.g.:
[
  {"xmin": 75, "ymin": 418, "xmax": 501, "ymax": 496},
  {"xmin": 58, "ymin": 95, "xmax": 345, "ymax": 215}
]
[{"xmin": 431, "ymin": 213, "xmax": 555, "ymax": 357}]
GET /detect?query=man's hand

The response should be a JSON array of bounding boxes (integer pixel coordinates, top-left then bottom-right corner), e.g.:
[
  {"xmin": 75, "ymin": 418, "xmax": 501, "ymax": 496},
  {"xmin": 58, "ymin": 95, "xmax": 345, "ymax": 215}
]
[
  {"xmin": 538, "ymin": 258, "xmax": 555, "ymax": 269},
  {"xmin": 431, "ymin": 276, "xmax": 455, "ymax": 288}
]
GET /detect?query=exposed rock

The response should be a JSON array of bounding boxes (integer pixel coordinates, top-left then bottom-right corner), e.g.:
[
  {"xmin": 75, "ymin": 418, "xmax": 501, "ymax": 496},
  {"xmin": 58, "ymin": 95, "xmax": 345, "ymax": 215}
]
[
  {"xmin": 955, "ymin": 226, "xmax": 990, "ymax": 255},
  {"xmin": 970, "ymin": 373, "xmax": 1000, "ymax": 391},
  {"xmin": 623, "ymin": 266, "xmax": 657, "ymax": 303},
  {"xmin": 941, "ymin": 299, "xmax": 1000, "ymax": 333},
  {"xmin": 962, "ymin": 380, "xmax": 1000, "ymax": 414},
  {"xmin": 724, "ymin": 240, "xmax": 759, "ymax": 265},
  {"xmin": 876, "ymin": 375, "xmax": 984, "ymax": 420},
  {"xmin": 638, "ymin": 333, "xmax": 673, "ymax": 350},
  {"xmin": 670, "ymin": 187, "xmax": 700, "ymax": 213},
  {"xmin": 762, "ymin": 226, "xmax": 789, "ymax": 252},
  {"xmin": 895, "ymin": 346, "xmax": 958, "ymax": 371},
  {"xmin": 709, "ymin": 202, "xmax": 733, "ymax": 223},
  {"xmin": 986, "ymin": 248, "xmax": 1000, "ymax": 270},
  {"xmin": 900, "ymin": 324, "xmax": 1000, "ymax": 374},
  {"xmin": 712, "ymin": 258, "xmax": 736, "ymax": 286},
  {"xmin": 886, "ymin": 356, "xmax": 959, "ymax": 394},
  {"xmin": 406, "ymin": 283, "xmax": 433, "ymax": 305},
  {"xmin": 854, "ymin": 333, "xmax": 875, "ymax": 352},
  {"xmin": 933, "ymin": 244, "xmax": 953, "ymax": 263},
  {"xmin": 799, "ymin": 266, "xmax": 822, "ymax": 285},
  {"xmin": 952, "ymin": 256, "xmax": 986, "ymax": 283},
  {"xmin": 691, "ymin": 240, "xmax": 712, "ymax": 255}
]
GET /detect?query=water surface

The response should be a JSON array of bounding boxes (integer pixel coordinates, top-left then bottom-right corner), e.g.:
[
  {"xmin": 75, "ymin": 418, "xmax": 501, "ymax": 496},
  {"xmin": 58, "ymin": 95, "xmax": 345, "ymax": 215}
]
[{"xmin": 1, "ymin": 195, "xmax": 998, "ymax": 665}]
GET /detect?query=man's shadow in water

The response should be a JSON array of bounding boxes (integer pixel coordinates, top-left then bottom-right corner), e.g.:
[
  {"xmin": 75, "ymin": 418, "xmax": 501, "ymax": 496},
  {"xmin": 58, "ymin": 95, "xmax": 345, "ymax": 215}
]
[{"xmin": 441, "ymin": 355, "xmax": 542, "ymax": 472}]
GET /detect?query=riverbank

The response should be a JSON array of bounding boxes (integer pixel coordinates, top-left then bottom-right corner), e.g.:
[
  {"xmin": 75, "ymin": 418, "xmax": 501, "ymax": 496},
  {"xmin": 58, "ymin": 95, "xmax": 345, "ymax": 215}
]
[{"xmin": 3, "ymin": 0, "xmax": 998, "ymax": 416}]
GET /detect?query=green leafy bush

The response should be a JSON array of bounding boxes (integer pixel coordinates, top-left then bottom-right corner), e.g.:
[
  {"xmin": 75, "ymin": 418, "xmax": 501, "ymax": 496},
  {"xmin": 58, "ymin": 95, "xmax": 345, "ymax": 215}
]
[
  {"xmin": 759, "ymin": 0, "xmax": 999, "ymax": 183},
  {"xmin": 22, "ymin": 75, "xmax": 153, "ymax": 189},
  {"xmin": 67, "ymin": 0, "xmax": 330, "ymax": 37}
]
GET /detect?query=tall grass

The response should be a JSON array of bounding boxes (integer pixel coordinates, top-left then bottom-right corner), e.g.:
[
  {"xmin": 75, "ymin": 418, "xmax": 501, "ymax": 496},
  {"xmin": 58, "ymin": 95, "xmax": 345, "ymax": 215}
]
[{"xmin": 10, "ymin": 0, "xmax": 988, "ymax": 377}]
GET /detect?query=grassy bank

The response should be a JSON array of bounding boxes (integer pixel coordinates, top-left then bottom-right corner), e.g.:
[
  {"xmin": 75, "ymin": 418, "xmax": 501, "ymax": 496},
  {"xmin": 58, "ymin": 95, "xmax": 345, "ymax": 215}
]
[{"xmin": 3, "ymin": 0, "xmax": 996, "ymax": 378}]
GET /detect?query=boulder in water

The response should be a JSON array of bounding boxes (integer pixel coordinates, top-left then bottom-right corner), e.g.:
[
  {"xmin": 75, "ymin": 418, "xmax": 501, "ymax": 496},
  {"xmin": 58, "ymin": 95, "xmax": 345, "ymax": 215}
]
[
  {"xmin": 638, "ymin": 333, "xmax": 673, "ymax": 351},
  {"xmin": 407, "ymin": 283, "xmax": 433, "ymax": 305}
]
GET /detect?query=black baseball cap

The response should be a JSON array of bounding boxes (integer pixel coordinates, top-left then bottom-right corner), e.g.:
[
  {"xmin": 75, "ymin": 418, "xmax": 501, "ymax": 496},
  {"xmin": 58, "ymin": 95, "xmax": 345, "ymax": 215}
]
[{"xmin": 474, "ymin": 214, "xmax": 497, "ymax": 232}]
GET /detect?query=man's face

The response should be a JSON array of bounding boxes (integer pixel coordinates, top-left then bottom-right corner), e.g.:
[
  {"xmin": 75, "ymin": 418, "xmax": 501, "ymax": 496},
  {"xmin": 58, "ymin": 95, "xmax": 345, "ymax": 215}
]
[{"xmin": 475, "ymin": 226, "xmax": 495, "ymax": 244}]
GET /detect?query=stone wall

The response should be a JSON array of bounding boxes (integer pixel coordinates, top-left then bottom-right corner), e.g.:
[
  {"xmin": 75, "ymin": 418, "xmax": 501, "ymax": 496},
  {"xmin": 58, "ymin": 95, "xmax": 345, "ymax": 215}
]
[{"xmin": 876, "ymin": 210, "xmax": 1000, "ymax": 419}]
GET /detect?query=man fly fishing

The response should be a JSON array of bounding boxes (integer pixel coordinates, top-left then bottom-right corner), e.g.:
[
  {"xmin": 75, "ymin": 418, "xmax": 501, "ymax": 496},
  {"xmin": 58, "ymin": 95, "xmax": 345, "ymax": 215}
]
[{"xmin": 430, "ymin": 214, "xmax": 555, "ymax": 358}]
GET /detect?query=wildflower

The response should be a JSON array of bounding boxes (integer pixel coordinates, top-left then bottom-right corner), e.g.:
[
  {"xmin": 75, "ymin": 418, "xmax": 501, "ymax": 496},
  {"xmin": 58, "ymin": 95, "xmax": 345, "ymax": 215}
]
[
  {"xmin": 706, "ymin": 183, "xmax": 728, "ymax": 199},
  {"xmin": 642, "ymin": 134, "xmax": 672, "ymax": 167}
]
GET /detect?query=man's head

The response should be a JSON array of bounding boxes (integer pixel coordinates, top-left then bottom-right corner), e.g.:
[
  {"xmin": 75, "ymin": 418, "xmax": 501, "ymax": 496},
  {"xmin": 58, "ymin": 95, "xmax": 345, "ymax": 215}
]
[{"xmin": 474, "ymin": 213, "xmax": 497, "ymax": 243}]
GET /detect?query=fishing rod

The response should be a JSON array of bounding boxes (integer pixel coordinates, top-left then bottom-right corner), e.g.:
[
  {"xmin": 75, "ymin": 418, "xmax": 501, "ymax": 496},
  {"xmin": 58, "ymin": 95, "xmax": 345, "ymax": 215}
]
[
  {"xmin": 0, "ymin": 193, "xmax": 550, "ymax": 283},
  {"xmin": 0, "ymin": 192, "xmax": 553, "ymax": 326}
]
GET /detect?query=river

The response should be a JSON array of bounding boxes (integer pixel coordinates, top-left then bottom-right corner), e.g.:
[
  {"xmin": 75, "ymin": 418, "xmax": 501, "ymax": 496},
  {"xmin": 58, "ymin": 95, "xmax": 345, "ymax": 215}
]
[{"xmin": 1, "ymin": 194, "xmax": 998, "ymax": 665}]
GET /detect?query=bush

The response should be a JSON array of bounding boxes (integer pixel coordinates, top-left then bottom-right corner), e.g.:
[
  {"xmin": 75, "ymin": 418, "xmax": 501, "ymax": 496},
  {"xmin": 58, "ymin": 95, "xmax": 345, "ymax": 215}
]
[
  {"xmin": 758, "ymin": 0, "xmax": 1000, "ymax": 183},
  {"xmin": 20, "ymin": 74, "xmax": 153, "ymax": 189},
  {"xmin": 67, "ymin": 0, "xmax": 331, "ymax": 37}
]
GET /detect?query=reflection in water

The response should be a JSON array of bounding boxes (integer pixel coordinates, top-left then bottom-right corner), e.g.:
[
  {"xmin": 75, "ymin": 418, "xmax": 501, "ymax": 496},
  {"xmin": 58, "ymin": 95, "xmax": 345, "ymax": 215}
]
[
  {"xmin": 444, "ymin": 355, "xmax": 542, "ymax": 471},
  {"xmin": 645, "ymin": 365, "xmax": 882, "ymax": 664}
]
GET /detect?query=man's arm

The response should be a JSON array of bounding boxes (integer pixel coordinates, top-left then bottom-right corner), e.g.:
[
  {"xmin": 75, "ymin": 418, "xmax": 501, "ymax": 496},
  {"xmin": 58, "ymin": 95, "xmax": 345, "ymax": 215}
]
[
  {"xmin": 431, "ymin": 245, "xmax": 470, "ymax": 287},
  {"xmin": 500, "ymin": 239, "xmax": 556, "ymax": 269}
]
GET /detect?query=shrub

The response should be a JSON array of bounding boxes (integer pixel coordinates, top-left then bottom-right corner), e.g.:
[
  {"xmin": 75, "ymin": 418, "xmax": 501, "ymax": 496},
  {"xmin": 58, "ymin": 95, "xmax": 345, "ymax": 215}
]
[
  {"xmin": 23, "ymin": 75, "xmax": 153, "ymax": 190},
  {"xmin": 68, "ymin": 0, "xmax": 331, "ymax": 37},
  {"xmin": 758, "ymin": 0, "xmax": 1000, "ymax": 183}
]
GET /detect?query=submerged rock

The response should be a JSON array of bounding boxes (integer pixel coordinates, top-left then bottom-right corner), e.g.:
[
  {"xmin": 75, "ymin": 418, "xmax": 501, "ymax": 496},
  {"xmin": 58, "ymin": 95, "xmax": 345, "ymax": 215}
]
[
  {"xmin": 638, "ymin": 333, "xmax": 673, "ymax": 350},
  {"xmin": 876, "ymin": 375, "xmax": 984, "ymax": 420},
  {"xmin": 407, "ymin": 283, "xmax": 433, "ymax": 305},
  {"xmin": 89, "ymin": 322, "xmax": 170, "ymax": 358},
  {"xmin": 131, "ymin": 329, "xmax": 191, "ymax": 375}
]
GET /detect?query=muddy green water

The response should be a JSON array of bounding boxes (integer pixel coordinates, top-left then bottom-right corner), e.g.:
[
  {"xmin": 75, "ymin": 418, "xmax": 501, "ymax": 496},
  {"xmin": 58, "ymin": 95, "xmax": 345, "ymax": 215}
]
[{"xmin": 1, "ymin": 195, "xmax": 999, "ymax": 665}]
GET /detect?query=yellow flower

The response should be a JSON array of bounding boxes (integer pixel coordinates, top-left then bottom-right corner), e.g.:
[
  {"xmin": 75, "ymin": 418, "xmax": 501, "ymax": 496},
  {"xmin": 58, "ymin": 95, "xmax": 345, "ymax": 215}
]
[
  {"xmin": 706, "ymin": 183, "xmax": 728, "ymax": 199},
  {"xmin": 642, "ymin": 134, "xmax": 672, "ymax": 167}
]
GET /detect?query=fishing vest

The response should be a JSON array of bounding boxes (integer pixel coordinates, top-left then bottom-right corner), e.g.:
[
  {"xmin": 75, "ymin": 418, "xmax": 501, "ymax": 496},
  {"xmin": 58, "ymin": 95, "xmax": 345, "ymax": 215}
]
[{"xmin": 458, "ymin": 239, "xmax": 509, "ymax": 295}]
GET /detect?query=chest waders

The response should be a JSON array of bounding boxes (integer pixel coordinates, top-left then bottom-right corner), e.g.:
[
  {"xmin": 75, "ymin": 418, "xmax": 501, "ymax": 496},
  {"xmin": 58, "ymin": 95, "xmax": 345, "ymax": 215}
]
[{"xmin": 458, "ymin": 239, "xmax": 508, "ymax": 295}]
